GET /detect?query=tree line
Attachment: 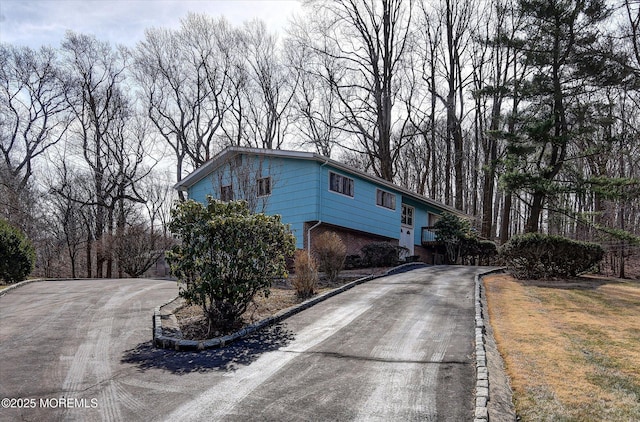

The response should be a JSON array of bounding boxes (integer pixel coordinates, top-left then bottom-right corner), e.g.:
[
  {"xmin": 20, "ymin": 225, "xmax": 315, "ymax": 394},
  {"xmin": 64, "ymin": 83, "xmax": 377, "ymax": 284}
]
[{"xmin": 1, "ymin": 0, "xmax": 639, "ymax": 279}]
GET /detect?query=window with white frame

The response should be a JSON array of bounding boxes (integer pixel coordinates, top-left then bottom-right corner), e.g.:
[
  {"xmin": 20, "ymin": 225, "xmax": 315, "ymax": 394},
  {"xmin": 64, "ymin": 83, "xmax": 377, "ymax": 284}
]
[
  {"xmin": 428, "ymin": 212, "xmax": 440, "ymax": 227},
  {"xmin": 220, "ymin": 185, "xmax": 233, "ymax": 201},
  {"xmin": 329, "ymin": 172, "xmax": 354, "ymax": 197},
  {"xmin": 257, "ymin": 176, "xmax": 271, "ymax": 197},
  {"xmin": 401, "ymin": 204, "xmax": 414, "ymax": 227},
  {"xmin": 376, "ymin": 189, "xmax": 396, "ymax": 210}
]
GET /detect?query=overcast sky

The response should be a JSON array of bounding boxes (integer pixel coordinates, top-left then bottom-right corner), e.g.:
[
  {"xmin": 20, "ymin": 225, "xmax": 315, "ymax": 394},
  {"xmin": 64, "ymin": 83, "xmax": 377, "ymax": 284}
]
[{"xmin": 0, "ymin": 0, "xmax": 303, "ymax": 49}]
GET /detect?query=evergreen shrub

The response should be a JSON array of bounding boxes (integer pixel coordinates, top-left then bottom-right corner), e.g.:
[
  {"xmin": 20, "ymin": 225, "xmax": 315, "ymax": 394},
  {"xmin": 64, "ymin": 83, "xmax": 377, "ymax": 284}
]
[
  {"xmin": 500, "ymin": 233, "xmax": 604, "ymax": 279},
  {"xmin": 361, "ymin": 242, "xmax": 402, "ymax": 267},
  {"xmin": 166, "ymin": 198, "xmax": 295, "ymax": 334},
  {"xmin": 0, "ymin": 219, "xmax": 35, "ymax": 283},
  {"xmin": 344, "ymin": 254, "xmax": 363, "ymax": 269}
]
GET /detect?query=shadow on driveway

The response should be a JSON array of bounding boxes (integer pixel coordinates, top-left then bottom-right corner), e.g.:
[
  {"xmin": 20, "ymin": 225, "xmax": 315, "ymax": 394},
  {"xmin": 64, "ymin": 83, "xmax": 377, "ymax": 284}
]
[{"xmin": 121, "ymin": 323, "xmax": 295, "ymax": 374}]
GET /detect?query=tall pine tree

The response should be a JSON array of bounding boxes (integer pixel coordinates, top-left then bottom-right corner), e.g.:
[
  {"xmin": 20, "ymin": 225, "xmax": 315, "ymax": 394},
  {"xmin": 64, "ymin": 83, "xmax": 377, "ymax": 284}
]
[{"xmin": 501, "ymin": 0, "xmax": 612, "ymax": 233}]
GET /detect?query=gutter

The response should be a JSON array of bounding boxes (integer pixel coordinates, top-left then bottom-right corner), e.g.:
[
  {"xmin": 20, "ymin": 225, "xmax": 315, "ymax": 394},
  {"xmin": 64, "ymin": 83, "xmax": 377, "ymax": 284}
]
[
  {"xmin": 307, "ymin": 221, "xmax": 322, "ymax": 257},
  {"xmin": 307, "ymin": 159, "xmax": 330, "ymax": 257}
]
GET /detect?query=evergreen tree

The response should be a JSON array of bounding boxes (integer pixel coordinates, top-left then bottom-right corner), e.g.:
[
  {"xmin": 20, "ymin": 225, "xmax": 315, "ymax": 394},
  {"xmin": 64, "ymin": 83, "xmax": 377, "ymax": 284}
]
[{"xmin": 501, "ymin": 0, "xmax": 614, "ymax": 232}]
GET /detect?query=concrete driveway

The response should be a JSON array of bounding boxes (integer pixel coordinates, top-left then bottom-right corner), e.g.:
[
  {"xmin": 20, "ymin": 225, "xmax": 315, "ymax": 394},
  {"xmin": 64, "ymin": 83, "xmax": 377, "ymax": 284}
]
[{"xmin": 0, "ymin": 266, "xmax": 486, "ymax": 421}]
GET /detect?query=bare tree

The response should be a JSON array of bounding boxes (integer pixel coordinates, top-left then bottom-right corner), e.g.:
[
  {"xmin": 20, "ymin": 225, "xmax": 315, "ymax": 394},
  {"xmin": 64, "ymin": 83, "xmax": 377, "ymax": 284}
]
[
  {"xmin": 471, "ymin": 0, "xmax": 525, "ymax": 238},
  {"xmin": 418, "ymin": 0, "xmax": 477, "ymax": 209},
  {"xmin": 210, "ymin": 153, "xmax": 277, "ymax": 213},
  {"xmin": 142, "ymin": 172, "xmax": 175, "ymax": 240},
  {"xmin": 132, "ymin": 14, "xmax": 234, "ymax": 198},
  {"xmin": 0, "ymin": 44, "xmax": 70, "ymax": 227},
  {"xmin": 295, "ymin": 0, "xmax": 414, "ymax": 181},
  {"xmin": 289, "ymin": 37, "xmax": 342, "ymax": 157},
  {"xmin": 410, "ymin": 5, "xmax": 444, "ymax": 200},
  {"xmin": 61, "ymin": 32, "xmax": 124, "ymax": 277},
  {"xmin": 622, "ymin": 0, "xmax": 640, "ymax": 77},
  {"xmin": 62, "ymin": 32, "xmax": 149, "ymax": 278},
  {"xmin": 113, "ymin": 223, "xmax": 169, "ymax": 277},
  {"xmin": 49, "ymin": 162, "xmax": 91, "ymax": 278},
  {"xmin": 238, "ymin": 20, "xmax": 298, "ymax": 150}
]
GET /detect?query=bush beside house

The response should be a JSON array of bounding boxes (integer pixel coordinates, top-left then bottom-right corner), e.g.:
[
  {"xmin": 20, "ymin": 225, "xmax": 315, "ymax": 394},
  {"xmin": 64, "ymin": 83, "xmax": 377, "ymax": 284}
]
[
  {"xmin": 314, "ymin": 231, "xmax": 347, "ymax": 282},
  {"xmin": 166, "ymin": 198, "xmax": 295, "ymax": 335},
  {"xmin": 361, "ymin": 242, "xmax": 405, "ymax": 267},
  {"xmin": 292, "ymin": 250, "xmax": 318, "ymax": 298}
]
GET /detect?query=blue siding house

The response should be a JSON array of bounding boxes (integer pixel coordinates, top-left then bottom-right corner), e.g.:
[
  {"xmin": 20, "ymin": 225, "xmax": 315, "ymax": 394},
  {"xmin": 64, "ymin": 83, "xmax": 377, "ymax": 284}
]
[{"xmin": 175, "ymin": 147, "xmax": 463, "ymax": 263}]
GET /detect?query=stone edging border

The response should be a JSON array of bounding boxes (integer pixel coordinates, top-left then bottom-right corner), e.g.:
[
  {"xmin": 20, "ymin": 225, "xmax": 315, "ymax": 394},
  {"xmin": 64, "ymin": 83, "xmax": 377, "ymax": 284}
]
[
  {"xmin": 474, "ymin": 267, "xmax": 507, "ymax": 422},
  {"xmin": 0, "ymin": 277, "xmax": 148, "ymax": 297},
  {"xmin": 152, "ymin": 263, "xmax": 429, "ymax": 351},
  {"xmin": 0, "ymin": 278, "xmax": 49, "ymax": 297}
]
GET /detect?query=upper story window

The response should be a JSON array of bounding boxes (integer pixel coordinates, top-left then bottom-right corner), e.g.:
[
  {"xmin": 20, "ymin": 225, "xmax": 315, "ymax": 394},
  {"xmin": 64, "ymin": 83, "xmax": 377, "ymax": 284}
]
[
  {"xmin": 428, "ymin": 212, "xmax": 440, "ymax": 227},
  {"xmin": 221, "ymin": 185, "xmax": 234, "ymax": 202},
  {"xmin": 401, "ymin": 204, "xmax": 414, "ymax": 227},
  {"xmin": 376, "ymin": 189, "xmax": 396, "ymax": 210},
  {"xmin": 257, "ymin": 177, "xmax": 271, "ymax": 197},
  {"xmin": 329, "ymin": 172, "xmax": 354, "ymax": 197}
]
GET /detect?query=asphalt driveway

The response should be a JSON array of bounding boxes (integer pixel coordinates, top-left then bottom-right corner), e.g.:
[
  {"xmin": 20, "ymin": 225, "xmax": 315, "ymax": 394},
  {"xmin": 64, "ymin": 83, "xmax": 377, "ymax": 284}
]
[{"xmin": 0, "ymin": 266, "xmax": 487, "ymax": 421}]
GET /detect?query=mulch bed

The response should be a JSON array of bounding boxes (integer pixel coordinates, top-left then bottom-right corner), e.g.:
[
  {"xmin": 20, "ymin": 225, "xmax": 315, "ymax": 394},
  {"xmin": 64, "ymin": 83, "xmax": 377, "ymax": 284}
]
[{"xmin": 174, "ymin": 269, "xmax": 388, "ymax": 340}]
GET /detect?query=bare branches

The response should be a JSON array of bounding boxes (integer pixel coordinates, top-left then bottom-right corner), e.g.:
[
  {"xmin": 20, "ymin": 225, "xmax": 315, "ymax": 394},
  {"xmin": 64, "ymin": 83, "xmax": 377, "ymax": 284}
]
[
  {"xmin": 0, "ymin": 45, "xmax": 71, "ymax": 193},
  {"xmin": 293, "ymin": 0, "xmax": 414, "ymax": 181}
]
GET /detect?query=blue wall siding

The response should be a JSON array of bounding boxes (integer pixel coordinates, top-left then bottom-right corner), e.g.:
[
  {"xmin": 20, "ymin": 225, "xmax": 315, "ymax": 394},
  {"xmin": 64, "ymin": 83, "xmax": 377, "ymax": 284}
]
[
  {"xmin": 319, "ymin": 166, "xmax": 400, "ymax": 240},
  {"xmin": 187, "ymin": 155, "xmax": 319, "ymax": 248},
  {"xmin": 263, "ymin": 157, "xmax": 319, "ymax": 247},
  {"xmin": 188, "ymin": 175, "xmax": 215, "ymax": 205}
]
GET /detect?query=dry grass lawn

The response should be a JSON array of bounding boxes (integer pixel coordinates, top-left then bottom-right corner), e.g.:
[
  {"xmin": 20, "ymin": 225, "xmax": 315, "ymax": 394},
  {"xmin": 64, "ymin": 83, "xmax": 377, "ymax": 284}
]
[{"xmin": 484, "ymin": 274, "xmax": 640, "ymax": 421}]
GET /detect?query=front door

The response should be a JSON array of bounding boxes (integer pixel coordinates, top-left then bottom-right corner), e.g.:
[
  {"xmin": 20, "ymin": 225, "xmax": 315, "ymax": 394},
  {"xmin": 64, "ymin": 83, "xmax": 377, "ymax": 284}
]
[{"xmin": 400, "ymin": 204, "xmax": 415, "ymax": 257}]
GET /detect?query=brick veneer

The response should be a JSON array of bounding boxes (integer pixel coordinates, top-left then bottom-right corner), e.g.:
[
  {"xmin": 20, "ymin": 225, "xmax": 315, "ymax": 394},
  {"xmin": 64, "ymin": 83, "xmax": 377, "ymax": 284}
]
[
  {"xmin": 304, "ymin": 222, "xmax": 396, "ymax": 256},
  {"xmin": 303, "ymin": 222, "xmax": 443, "ymax": 264}
]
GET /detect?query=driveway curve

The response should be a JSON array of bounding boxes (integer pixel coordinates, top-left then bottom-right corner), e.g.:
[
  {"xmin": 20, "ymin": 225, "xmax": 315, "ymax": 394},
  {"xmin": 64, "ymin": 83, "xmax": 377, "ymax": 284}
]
[
  {"xmin": 0, "ymin": 278, "xmax": 178, "ymax": 422},
  {"xmin": 1, "ymin": 266, "xmax": 488, "ymax": 421}
]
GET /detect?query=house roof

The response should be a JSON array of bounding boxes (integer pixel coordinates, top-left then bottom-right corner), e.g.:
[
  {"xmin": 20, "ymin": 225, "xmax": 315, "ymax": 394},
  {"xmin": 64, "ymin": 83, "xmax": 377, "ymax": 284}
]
[{"xmin": 175, "ymin": 146, "xmax": 465, "ymax": 216}]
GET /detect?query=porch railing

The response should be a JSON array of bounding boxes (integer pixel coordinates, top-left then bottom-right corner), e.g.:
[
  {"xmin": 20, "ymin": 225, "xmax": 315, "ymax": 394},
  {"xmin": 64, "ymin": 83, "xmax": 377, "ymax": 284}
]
[{"xmin": 421, "ymin": 226, "xmax": 437, "ymax": 244}]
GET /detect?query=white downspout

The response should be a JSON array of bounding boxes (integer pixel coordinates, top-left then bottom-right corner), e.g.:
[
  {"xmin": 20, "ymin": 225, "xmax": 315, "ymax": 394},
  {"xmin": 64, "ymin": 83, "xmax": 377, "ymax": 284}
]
[
  {"xmin": 307, "ymin": 220, "xmax": 322, "ymax": 257},
  {"xmin": 308, "ymin": 159, "xmax": 329, "ymax": 257}
]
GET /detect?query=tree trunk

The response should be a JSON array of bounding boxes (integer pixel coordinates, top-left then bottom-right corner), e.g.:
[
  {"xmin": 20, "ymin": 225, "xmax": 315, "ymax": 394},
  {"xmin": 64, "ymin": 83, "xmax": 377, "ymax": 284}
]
[
  {"xmin": 526, "ymin": 191, "xmax": 545, "ymax": 233},
  {"xmin": 86, "ymin": 233, "xmax": 92, "ymax": 278},
  {"xmin": 500, "ymin": 192, "xmax": 512, "ymax": 244},
  {"xmin": 481, "ymin": 118, "xmax": 498, "ymax": 237},
  {"xmin": 106, "ymin": 206, "xmax": 114, "ymax": 278}
]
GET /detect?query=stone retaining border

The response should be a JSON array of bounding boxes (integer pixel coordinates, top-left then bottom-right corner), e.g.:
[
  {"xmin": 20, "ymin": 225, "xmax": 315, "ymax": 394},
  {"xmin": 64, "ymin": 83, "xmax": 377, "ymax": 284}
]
[
  {"xmin": 153, "ymin": 263, "xmax": 429, "ymax": 351},
  {"xmin": 0, "ymin": 278, "xmax": 49, "ymax": 297},
  {"xmin": 474, "ymin": 268, "xmax": 507, "ymax": 422}
]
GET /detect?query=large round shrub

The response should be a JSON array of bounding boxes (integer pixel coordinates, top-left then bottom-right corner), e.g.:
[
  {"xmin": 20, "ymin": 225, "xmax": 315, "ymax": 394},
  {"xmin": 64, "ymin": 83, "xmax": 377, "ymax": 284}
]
[
  {"xmin": 499, "ymin": 233, "xmax": 604, "ymax": 279},
  {"xmin": 166, "ymin": 198, "xmax": 295, "ymax": 334},
  {"xmin": 0, "ymin": 219, "xmax": 35, "ymax": 283}
]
